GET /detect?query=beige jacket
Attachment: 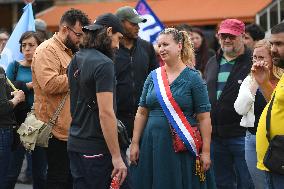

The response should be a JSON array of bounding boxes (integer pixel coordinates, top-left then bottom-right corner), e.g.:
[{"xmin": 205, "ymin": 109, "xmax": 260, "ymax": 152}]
[{"xmin": 31, "ymin": 33, "xmax": 73, "ymax": 141}]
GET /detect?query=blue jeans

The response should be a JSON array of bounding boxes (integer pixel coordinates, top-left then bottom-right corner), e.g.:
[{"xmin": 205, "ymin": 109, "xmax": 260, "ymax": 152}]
[
  {"xmin": 265, "ymin": 171, "xmax": 284, "ymax": 189},
  {"xmin": 212, "ymin": 136, "xmax": 254, "ymax": 189},
  {"xmin": 0, "ymin": 128, "xmax": 13, "ymax": 188},
  {"xmin": 3, "ymin": 145, "xmax": 47, "ymax": 189},
  {"xmin": 245, "ymin": 132, "xmax": 266, "ymax": 189},
  {"xmin": 69, "ymin": 151, "xmax": 132, "ymax": 189}
]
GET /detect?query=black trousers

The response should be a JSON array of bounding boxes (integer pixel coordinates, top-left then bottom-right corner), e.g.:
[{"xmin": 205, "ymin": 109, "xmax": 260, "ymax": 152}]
[
  {"xmin": 68, "ymin": 151, "xmax": 132, "ymax": 189},
  {"xmin": 46, "ymin": 137, "xmax": 72, "ymax": 189}
]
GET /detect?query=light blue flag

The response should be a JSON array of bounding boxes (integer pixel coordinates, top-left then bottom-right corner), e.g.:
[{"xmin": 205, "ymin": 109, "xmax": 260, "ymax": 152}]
[
  {"xmin": 0, "ymin": 3, "xmax": 35, "ymax": 70},
  {"xmin": 135, "ymin": 0, "xmax": 164, "ymax": 44}
]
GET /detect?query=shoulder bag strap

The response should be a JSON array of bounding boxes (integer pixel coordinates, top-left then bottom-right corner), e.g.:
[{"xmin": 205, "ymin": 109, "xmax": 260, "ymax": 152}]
[
  {"xmin": 266, "ymin": 92, "xmax": 276, "ymax": 142},
  {"xmin": 48, "ymin": 91, "xmax": 70, "ymax": 126}
]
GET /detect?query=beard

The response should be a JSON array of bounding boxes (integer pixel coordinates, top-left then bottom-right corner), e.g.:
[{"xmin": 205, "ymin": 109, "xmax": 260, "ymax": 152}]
[
  {"xmin": 222, "ymin": 44, "xmax": 243, "ymax": 58},
  {"xmin": 124, "ymin": 30, "xmax": 138, "ymax": 40},
  {"xmin": 64, "ymin": 34, "xmax": 79, "ymax": 54},
  {"xmin": 223, "ymin": 47, "xmax": 237, "ymax": 57},
  {"xmin": 272, "ymin": 51, "xmax": 284, "ymax": 69}
]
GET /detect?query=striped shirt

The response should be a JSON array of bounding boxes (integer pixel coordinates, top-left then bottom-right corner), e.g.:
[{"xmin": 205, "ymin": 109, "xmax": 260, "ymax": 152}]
[{"xmin": 217, "ymin": 57, "xmax": 235, "ymax": 99}]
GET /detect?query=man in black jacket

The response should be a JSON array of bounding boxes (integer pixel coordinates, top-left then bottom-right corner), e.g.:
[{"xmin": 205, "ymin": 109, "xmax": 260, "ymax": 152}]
[
  {"xmin": 115, "ymin": 6, "xmax": 158, "ymax": 138},
  {"xmin": 204, "ymin": 19, "xmax": 254, "ymax": 189}
]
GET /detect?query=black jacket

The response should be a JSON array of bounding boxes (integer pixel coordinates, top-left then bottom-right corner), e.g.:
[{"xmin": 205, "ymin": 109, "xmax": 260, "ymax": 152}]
[
  {"xmin": 204, "ymin": 48, "xmax": 252, "ymax": 138},
  {"xmin": 114, "ymin": 38, "xmax": 159, "ymax": 116},
  {"xmin": 0, "ymin": 66, "xmax": 17, "ymax": 128}
]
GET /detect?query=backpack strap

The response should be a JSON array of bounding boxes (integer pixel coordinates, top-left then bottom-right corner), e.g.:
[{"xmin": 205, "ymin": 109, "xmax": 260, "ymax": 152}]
[{"xmin": 12, "ymin": 61, "xmax": 20, "ymax": 81}]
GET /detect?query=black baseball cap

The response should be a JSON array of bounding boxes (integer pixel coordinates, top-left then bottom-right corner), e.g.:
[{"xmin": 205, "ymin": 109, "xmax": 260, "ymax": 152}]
[
  {"xmin": 115, "ymin": 6, "xmax": 147, "ymax": 24},
  {"xmin": 83, "ymin": 13, "xmax": 124, "ymax": 34}
]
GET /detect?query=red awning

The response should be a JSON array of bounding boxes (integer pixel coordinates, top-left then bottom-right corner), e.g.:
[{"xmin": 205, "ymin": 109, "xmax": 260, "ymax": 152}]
[{"xmin": 36, "ymin": 0, "xmax": 272, "ymax": 32}]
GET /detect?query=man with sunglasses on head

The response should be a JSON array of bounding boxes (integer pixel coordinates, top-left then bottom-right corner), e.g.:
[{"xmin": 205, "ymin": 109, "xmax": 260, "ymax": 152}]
[
  {"xmin": 204, "ymin": 19, "xmax": 254, "ymax": 189},
  {"xmin": 114, "ymin": 6, "xmax": 158, "ymax": 140},
  {"xmin": 32, "ymin": 9, "xmax": 90, "ymax": 189}
]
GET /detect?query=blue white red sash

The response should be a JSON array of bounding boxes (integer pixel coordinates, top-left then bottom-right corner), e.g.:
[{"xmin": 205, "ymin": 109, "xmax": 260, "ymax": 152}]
[{"xmin": 152, "ymin": 66, "xmax": 200, "ymax": 157}]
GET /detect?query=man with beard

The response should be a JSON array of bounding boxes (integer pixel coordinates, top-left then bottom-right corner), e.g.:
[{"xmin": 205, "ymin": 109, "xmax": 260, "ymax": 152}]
[
  {"xmin": 253, "ymin": 23, "xmax": 284, "ymax": 189},
  {"xmin": 67, "ymin": 13, "xmax": 131, "ymax": 189},
  {"xmin": 114, "ymin": 6, "xmax": 158, "ymax": 139},
  {"xmin": 31, "ymin": 9, "xmax": 90, "ymax": 189},
  {"xmin": 204, "ymin": 19, "xmax": 254, "ymax": 189}
]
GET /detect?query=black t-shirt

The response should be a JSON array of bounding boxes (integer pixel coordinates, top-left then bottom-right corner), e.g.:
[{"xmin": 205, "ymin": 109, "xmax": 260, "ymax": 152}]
[{"xmin": 67, "ymin": 48, "xmax": 115, "ymax": 154}]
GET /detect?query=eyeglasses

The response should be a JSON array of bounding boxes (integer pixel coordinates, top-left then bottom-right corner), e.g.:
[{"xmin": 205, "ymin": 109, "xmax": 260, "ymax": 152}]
[
  {"xmin": 219, "ymin": 34, "xmax": 237, "ymax": 40},
  {"xmin": 252, "ymin": 55, "xmax": 267, "ymax": 62},
  {"xmin": 66, "ymin": 26, "xmax": 83, "ymax": 37}
]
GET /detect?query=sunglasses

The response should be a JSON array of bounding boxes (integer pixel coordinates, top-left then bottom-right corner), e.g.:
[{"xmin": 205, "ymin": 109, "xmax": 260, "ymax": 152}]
[
  {"xmin": 219, "ymin": 34, "xmax": 237, "ymax": 40},
  {"xmin": 66, "ymin": 26, "xmax": 83, "ymax": 37}
]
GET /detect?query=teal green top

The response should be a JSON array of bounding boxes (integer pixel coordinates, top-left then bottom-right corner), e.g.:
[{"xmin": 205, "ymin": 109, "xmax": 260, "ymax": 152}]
[
  {"xmin": 217, "ymin": 57, "xmax": 235, "ymax": 99},
  {"xmin": 131, "ymin": 67, "xmax": 216, "ymax": 189},
  {"xmin": 140, "ymin": 67, "xmax": 211, "ymax": 122},
  {"xmin": 6, "ymin": 61, "xmax": 33, "ymax": 108}
]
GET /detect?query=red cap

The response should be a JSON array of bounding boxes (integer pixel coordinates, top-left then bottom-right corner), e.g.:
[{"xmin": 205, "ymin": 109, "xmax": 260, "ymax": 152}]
[{"xmin": 218, "ymin": 19, "xmax": 245, "ymax": 36}]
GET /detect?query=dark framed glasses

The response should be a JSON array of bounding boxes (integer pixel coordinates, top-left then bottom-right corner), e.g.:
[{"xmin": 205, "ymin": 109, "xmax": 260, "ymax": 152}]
[
  {"xmin": 219, "ymin": 33, "xmax": 237, "ymax": 40},
  {"xmin": 66, "ymin": 26, "xmax": 83, "ymax": 37}
]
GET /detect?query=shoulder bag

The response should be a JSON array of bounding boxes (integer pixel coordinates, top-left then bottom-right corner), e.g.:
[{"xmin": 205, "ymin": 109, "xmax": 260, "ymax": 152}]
[{"xmin": 17, "ymin": 91, "xmax": 69, "ymax": 151}]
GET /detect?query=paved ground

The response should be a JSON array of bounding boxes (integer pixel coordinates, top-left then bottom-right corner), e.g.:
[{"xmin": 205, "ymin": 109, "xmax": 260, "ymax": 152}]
[
  {"xmin": 15, "ymin": 156, "xmax": 32, "ymax": 189},
  {"xmin": 15, "ymin": 183, "xmax": 32, "ymax": 189}
]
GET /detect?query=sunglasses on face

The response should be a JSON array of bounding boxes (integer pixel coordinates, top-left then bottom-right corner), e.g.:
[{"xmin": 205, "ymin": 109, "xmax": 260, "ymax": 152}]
[
  {"xmin": 66, "ymin": 26, "xmax": 83, "ymax": 37},
  {"xmin": 219, "ymin": 34, "xmax": 237, "ymax": 40}
]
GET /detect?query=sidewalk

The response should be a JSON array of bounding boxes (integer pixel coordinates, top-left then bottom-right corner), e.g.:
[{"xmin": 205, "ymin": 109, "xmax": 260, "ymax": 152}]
[{"xmin": 15, "ymin": 183, "xmax": 32, "ymax": 189}]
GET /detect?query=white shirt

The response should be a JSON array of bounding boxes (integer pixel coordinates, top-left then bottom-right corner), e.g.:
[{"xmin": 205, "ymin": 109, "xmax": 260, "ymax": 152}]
[{"xmin": 234, "ymin": 75, "xmax": 259, "ymax": 127}]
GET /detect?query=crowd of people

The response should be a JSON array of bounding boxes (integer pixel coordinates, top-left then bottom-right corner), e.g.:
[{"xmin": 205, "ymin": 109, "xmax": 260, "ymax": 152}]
[{"xmin": 0, "ymin": 5, "xmax": 284, "ymax": 189}]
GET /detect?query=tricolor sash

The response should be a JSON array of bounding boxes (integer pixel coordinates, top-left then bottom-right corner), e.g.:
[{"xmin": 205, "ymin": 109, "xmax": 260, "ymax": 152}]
[{"xmin": 152, "ymin": 66, "xmax": 201, "ymax": 157}]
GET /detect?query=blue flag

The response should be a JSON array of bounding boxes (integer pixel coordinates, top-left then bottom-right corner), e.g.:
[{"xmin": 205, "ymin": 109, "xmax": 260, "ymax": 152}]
[
  {"xmin": 0, "ymin": 3, "xmax": 35, "ymax": 70},
  {"xmin": 135, "ymin": 0, "xmax": 164, "ymax": 44}
]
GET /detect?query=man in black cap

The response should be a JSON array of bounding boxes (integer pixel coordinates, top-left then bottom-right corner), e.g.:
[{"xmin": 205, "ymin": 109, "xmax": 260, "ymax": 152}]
[
  {"xmin": 67, "ymin": 13, "xmax": 131, "ymax": 189},
  {"xmin": 115, "ymin": 6, "xmax": 158, "ymax": 139}
]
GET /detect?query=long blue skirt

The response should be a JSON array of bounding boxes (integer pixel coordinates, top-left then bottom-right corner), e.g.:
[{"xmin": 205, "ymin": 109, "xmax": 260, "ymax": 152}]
[{"xmin": 130, "ymin": 113, "xmax": 216, "ymax": 189}]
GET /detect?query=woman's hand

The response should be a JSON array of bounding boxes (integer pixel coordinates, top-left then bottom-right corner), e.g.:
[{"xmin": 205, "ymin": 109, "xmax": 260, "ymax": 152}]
[
  {"xmin": 251, "ymin": 60, "xmax": 270, "ymax": 85},
  {"xmin": 130, "ymin": 142, "xmax": 140, "ymax": 166},
  {"xmin": 200, "ymin": 152, "xmax": 211, "ymax": 171},
  {"xmin": 26, "ymin": 82, "xmax": 33, "ymax": 89}
]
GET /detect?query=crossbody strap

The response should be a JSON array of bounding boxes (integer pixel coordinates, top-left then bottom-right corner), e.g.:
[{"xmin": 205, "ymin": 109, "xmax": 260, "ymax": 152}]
[
  {"xmin": 48, "ymin": 91, "xmax": 70, "ymax": 126},
  {"xmin": 152, "ymin": 67, "xmax": 200, "ymax": 156},
  {"xmin": 266, "ymin": 92, "xmax": 276, "ymax": 142}
]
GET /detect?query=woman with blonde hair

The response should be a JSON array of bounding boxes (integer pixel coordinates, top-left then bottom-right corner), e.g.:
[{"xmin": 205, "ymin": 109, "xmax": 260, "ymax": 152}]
[
  {"xmin": 130, "ymin": 28, "xmax": 216, "ymax": 189},
  {"xmin": 234, "ymin": 39, "xmax": 283, "ymax": 189}
]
